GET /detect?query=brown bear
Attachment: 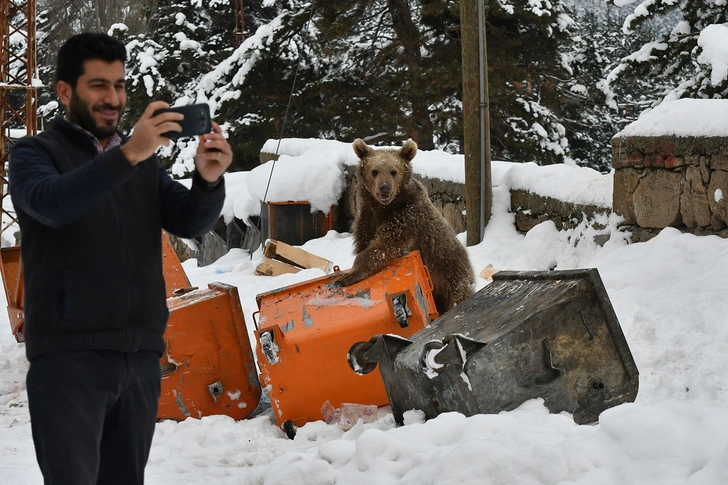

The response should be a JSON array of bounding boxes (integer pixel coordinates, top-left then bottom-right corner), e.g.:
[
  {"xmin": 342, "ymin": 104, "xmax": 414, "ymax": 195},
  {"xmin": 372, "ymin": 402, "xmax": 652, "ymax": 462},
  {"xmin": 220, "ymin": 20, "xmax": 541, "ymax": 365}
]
[{"xmin": 336, "ymin": 138, "xmax": 475, "ymax": 316}]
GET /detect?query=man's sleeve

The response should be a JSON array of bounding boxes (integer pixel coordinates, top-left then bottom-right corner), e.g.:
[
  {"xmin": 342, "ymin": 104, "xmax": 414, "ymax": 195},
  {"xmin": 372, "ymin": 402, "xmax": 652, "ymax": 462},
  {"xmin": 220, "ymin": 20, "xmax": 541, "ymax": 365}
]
[
  {"xmin": 9, "ymin": 140, "xmax": 134, "ymax": 228},
  {"xmin": 158, "ymin": 166, "xmax": 225, "ymax": 239}
]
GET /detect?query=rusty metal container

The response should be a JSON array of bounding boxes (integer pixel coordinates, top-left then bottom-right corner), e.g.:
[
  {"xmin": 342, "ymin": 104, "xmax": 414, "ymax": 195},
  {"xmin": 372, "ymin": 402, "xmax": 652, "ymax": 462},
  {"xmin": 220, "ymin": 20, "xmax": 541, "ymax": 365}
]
[
  {"xmin": 0, "ymin": 245, "xmax": 24, "ymax": 341},
  {"xmin": 265, "ymin": 201, "xmax": 335, "ymax": 246},
  {"xmin": 159, "ymin": 282, "xmax": 261, "ymax": 420},
  {"xmin": 350, "ymin": 268, "xmax": 639, "ymax": 425},
  {"xmin": 254, "ymin": 251, "xmax": 439, "ymax": 432}
]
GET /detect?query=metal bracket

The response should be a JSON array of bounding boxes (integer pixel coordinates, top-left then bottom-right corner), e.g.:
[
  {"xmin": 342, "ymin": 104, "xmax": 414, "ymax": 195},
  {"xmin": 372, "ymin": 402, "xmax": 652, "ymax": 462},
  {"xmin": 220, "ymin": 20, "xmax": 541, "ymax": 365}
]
[
  {"xmin": 259, "ymin": 329, "xmax": 280, "ymax": 365},
  {"xmin": 390, "ymin": 293, "xmax": 412, "ymax": 328},
  {"xmin": 207, "ymin": 381, "xmax": 224, "ymax": 402}
]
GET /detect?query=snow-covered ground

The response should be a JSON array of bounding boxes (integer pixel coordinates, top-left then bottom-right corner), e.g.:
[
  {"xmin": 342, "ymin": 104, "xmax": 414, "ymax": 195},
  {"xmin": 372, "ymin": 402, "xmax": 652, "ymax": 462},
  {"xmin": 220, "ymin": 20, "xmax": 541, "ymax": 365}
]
[{"xmin": 2, "ymin": 127, "xmax": 728, "ymax": 484}]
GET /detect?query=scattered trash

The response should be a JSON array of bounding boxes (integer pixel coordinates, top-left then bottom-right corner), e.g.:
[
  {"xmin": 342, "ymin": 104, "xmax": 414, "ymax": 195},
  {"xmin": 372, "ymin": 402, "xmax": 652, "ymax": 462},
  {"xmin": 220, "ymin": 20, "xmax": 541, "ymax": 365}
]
[
  {"xmin": 478, "ymin": 263, "xmax": 501, "ymax": 282},
  {"xmin": 321, "ymin": 400, "xmax": 378, "ymax": 430}
]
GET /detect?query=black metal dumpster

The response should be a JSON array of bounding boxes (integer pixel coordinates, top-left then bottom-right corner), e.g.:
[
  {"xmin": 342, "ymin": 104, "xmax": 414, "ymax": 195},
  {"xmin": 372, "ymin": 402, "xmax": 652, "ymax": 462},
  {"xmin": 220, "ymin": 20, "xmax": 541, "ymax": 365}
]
[{"xmin": 349, "ymin": 268, "xmax": 639, "ymax": 425}]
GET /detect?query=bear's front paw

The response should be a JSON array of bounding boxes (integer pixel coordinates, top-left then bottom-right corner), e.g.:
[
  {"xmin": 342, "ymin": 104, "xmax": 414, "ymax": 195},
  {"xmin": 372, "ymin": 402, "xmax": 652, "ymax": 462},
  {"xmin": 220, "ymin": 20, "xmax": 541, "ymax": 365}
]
[{"xmin": 334, "ymin": 273, "xmax": 359, "ymax": 288}]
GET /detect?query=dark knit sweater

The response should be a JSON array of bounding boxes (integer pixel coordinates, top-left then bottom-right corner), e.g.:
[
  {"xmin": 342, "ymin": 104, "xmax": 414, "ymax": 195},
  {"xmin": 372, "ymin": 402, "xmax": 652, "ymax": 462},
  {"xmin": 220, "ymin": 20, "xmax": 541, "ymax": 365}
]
[{"xmin": 9, "ymin": 117, "xmax": 225, "ymax": 360}]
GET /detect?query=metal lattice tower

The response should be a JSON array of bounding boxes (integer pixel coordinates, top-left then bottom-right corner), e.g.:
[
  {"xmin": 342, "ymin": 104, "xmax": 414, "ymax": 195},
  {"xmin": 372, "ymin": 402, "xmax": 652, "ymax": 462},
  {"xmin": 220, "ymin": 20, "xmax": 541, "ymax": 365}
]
[
  {"xmin": 235, "ymin": 0, "xmax": 245, "ymax": 46},
  {"xmin": 0, "ymin": 0, "xmax": 38, "ymax": 238}
]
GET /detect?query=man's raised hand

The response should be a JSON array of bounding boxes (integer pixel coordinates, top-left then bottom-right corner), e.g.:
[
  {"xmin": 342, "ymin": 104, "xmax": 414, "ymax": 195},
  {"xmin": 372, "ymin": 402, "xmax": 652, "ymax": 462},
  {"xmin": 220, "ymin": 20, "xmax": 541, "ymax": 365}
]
[
  {"xmin": 195, "ymin": 121, "xmax": 232, "ymax": 183},
  {"xmin": 121, "ymin": 101, "xmax": 183, "ymax": 165}
]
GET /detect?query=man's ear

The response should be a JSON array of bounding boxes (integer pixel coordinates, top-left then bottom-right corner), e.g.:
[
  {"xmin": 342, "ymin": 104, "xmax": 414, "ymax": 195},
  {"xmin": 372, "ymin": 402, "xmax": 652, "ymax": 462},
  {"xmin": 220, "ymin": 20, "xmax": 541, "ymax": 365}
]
[{"xmin": 56, "ymin": 80, "xmax": 72, "ymax": 108}]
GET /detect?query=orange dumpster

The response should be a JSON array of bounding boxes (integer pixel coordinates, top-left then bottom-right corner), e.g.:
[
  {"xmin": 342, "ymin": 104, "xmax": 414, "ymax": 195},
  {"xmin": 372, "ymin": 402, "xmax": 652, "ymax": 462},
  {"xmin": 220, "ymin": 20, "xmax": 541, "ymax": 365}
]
[
  {"xmin": 159, "ymin": 281, "xmax": 261, "ymax": 420},
  {"xmin": 254, "ymin": 250, "xmax": 438, "ymax": 432}
]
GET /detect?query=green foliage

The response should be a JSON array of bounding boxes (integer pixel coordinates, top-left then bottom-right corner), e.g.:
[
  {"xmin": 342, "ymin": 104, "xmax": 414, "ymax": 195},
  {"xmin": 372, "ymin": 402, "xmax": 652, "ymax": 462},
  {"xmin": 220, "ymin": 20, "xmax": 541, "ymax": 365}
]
[{"xmin": 559, "ymin": 9, "xmax": 662, "ymax": 172}]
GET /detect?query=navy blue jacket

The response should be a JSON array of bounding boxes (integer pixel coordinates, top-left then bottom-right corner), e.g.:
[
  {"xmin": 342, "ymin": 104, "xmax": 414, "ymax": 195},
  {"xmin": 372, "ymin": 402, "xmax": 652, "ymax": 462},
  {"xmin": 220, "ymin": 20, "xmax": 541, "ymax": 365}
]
[{"xmin": 9, "ymin": 117, "xmax": 225, "ymax": 359}]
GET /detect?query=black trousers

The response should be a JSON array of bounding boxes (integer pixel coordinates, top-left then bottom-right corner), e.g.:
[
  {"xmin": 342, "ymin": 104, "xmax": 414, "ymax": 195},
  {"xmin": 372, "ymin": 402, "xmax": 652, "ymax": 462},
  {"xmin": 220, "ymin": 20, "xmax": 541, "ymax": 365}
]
[{"xmin": 26, "ymin": 350, "xmax": 161, "ymax": 485}]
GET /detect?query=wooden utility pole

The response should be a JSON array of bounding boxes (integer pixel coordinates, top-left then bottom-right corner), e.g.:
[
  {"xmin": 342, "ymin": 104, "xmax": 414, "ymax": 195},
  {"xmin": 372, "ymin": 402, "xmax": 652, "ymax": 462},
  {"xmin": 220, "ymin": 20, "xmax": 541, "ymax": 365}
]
[{"xmin": 460, "ymin": 0, "xmax": 492, "ymax": 245}]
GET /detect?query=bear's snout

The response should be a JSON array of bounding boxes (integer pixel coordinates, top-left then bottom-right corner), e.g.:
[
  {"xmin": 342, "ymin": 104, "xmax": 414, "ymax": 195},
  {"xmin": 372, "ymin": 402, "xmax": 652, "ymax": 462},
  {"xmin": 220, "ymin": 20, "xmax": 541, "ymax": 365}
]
[{"xmin": 377, "ymin": 182, "xmax": 393, "ymax": 204}]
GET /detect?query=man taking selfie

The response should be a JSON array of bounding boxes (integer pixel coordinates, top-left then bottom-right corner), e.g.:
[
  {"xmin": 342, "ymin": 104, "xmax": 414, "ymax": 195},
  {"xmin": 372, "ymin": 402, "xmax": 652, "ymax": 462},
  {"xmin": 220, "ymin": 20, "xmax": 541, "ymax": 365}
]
[{"xmin": 9, "ymin": 32, "xmax": 232, "ymax": 485}]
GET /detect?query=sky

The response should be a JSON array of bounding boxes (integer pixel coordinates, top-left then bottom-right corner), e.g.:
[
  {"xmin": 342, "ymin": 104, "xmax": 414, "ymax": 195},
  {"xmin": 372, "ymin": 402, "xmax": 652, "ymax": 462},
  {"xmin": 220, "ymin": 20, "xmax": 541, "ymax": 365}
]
[{"xmin": 2, "ymin": 97, "xmax": 728, "ymax": 484}]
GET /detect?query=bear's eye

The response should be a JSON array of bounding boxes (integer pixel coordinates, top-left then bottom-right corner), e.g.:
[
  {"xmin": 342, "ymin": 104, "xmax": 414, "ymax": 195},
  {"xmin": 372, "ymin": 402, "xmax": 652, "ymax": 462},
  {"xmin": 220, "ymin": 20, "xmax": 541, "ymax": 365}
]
[
  {"xmin": 372, "ymin": 170, "xmax": 379, "ymax": 176},
  {"xmin": 391, "ymin": 170, "xmax": 397, "ymax": 177}
]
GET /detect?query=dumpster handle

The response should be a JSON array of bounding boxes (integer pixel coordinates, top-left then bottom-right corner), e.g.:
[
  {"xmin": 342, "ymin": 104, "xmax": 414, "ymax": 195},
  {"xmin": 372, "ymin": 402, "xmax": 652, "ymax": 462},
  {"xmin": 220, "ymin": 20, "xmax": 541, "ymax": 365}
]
[{"xmin": 253, "ymin": 310, "xmax": 260, "ymax": 330}]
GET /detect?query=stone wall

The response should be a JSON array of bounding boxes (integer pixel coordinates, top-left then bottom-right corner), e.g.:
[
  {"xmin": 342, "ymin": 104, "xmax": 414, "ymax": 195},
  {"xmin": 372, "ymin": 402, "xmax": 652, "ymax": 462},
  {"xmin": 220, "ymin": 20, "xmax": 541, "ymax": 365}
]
[
  {"xmin": 333, "ymin": 166, "xmax": 612, "ymax": 246},
  {"xmin": 260, "ymin": 147, "xmax": 599, "ymax": 240},
  {"xmin": 510, "ymin": 190, "xmax": 611, "ymax": 244},
  {"xmin": 612, "ymin": 135, "xmax": 728, "ymax": 241},
  {"xmin": 179, "ymin": 153, "xmax": 608, "ymax": 265}
]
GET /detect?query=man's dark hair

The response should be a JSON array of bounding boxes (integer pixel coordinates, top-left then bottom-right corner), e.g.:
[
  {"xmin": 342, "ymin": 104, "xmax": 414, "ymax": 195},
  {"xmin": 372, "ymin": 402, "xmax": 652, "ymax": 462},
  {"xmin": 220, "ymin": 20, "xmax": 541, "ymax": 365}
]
[{"xmin": 56, "ymin": 33, "xmax": 127, "ymax": 87}]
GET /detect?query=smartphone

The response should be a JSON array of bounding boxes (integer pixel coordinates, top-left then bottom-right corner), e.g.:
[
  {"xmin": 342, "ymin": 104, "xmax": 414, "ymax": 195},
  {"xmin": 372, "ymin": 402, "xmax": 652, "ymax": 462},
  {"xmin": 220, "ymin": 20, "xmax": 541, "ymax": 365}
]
[{"xmin": 153, "ymin": 103, "xmax": 212, "ymax": 139}]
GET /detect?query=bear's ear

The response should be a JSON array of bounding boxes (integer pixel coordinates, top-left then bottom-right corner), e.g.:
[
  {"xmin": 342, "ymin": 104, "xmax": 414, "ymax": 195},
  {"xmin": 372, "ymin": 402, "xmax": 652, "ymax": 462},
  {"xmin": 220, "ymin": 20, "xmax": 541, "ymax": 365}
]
[
  {"xmin": 353, "ymin": 139, "xmax": 374, "ymax": 159},
  {"xmin": 399, "ymin": 140, "xmax": 417, "ymax": 162}
]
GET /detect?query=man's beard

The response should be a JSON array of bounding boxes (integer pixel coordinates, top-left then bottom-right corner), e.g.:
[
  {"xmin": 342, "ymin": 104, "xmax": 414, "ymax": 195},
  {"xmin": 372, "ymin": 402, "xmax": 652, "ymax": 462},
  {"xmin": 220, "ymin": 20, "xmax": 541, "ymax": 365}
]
[{"xmin": 68, "ymin": 91, "xmax": 123, "ymax": 140}]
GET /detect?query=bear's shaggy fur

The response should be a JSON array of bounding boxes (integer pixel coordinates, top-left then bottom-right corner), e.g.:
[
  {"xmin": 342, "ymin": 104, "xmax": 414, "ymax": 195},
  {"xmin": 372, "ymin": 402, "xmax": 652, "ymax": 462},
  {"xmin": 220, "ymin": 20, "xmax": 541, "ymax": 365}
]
[{"xmin": 336, "ymin": 138, "xmax": 475, "ymax": 315}]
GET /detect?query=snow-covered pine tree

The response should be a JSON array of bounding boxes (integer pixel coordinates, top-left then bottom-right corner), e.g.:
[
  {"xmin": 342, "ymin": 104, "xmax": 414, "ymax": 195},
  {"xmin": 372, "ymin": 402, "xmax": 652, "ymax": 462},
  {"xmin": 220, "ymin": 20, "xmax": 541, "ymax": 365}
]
[
  {"xmin": 560, "ymin": 10, "xmax": 621, "ymax": 172},
  {"xmin": 162, "ymin": 0, "xmax": 587, "ymax": 172},
  {"xmin": 258, "ymin": 0, "xmax": 581, "ymax": 166},
  {"xmin": 483, "ymin": 0, "xmax": 576, "ymax": 166},
  {"xmin": 120, "ymin": 0, "xmax": 238, "ymax": 172},
  {"xmin": 305, "ymin": 0, "xmax": 461, "ymax": 151},
  {"xmin": 122, "ymin": 0, "xmax": 313, "ymax": 173},
  {"xmin": 605, "ymin": 0, "xmax": 728, "ymax": 103},
  {"xmin": 34, "ymin": 0, "xmax": 157, "ymax": 126},
  {"xmin": 560, "ymin": 6, "xmax": 665, "ymax": 172}
]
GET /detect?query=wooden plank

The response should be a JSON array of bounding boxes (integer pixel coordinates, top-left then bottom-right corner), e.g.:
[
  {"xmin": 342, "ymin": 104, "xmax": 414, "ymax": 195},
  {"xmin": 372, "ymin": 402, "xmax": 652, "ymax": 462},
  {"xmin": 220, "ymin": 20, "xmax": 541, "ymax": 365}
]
[
  {"xmin": 264, "ymin": 240, "xmax": 334, "ymax": 273},
  {"xmin": 255, "ymin": 257, "xmax": 302, "ymax": 276}
]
